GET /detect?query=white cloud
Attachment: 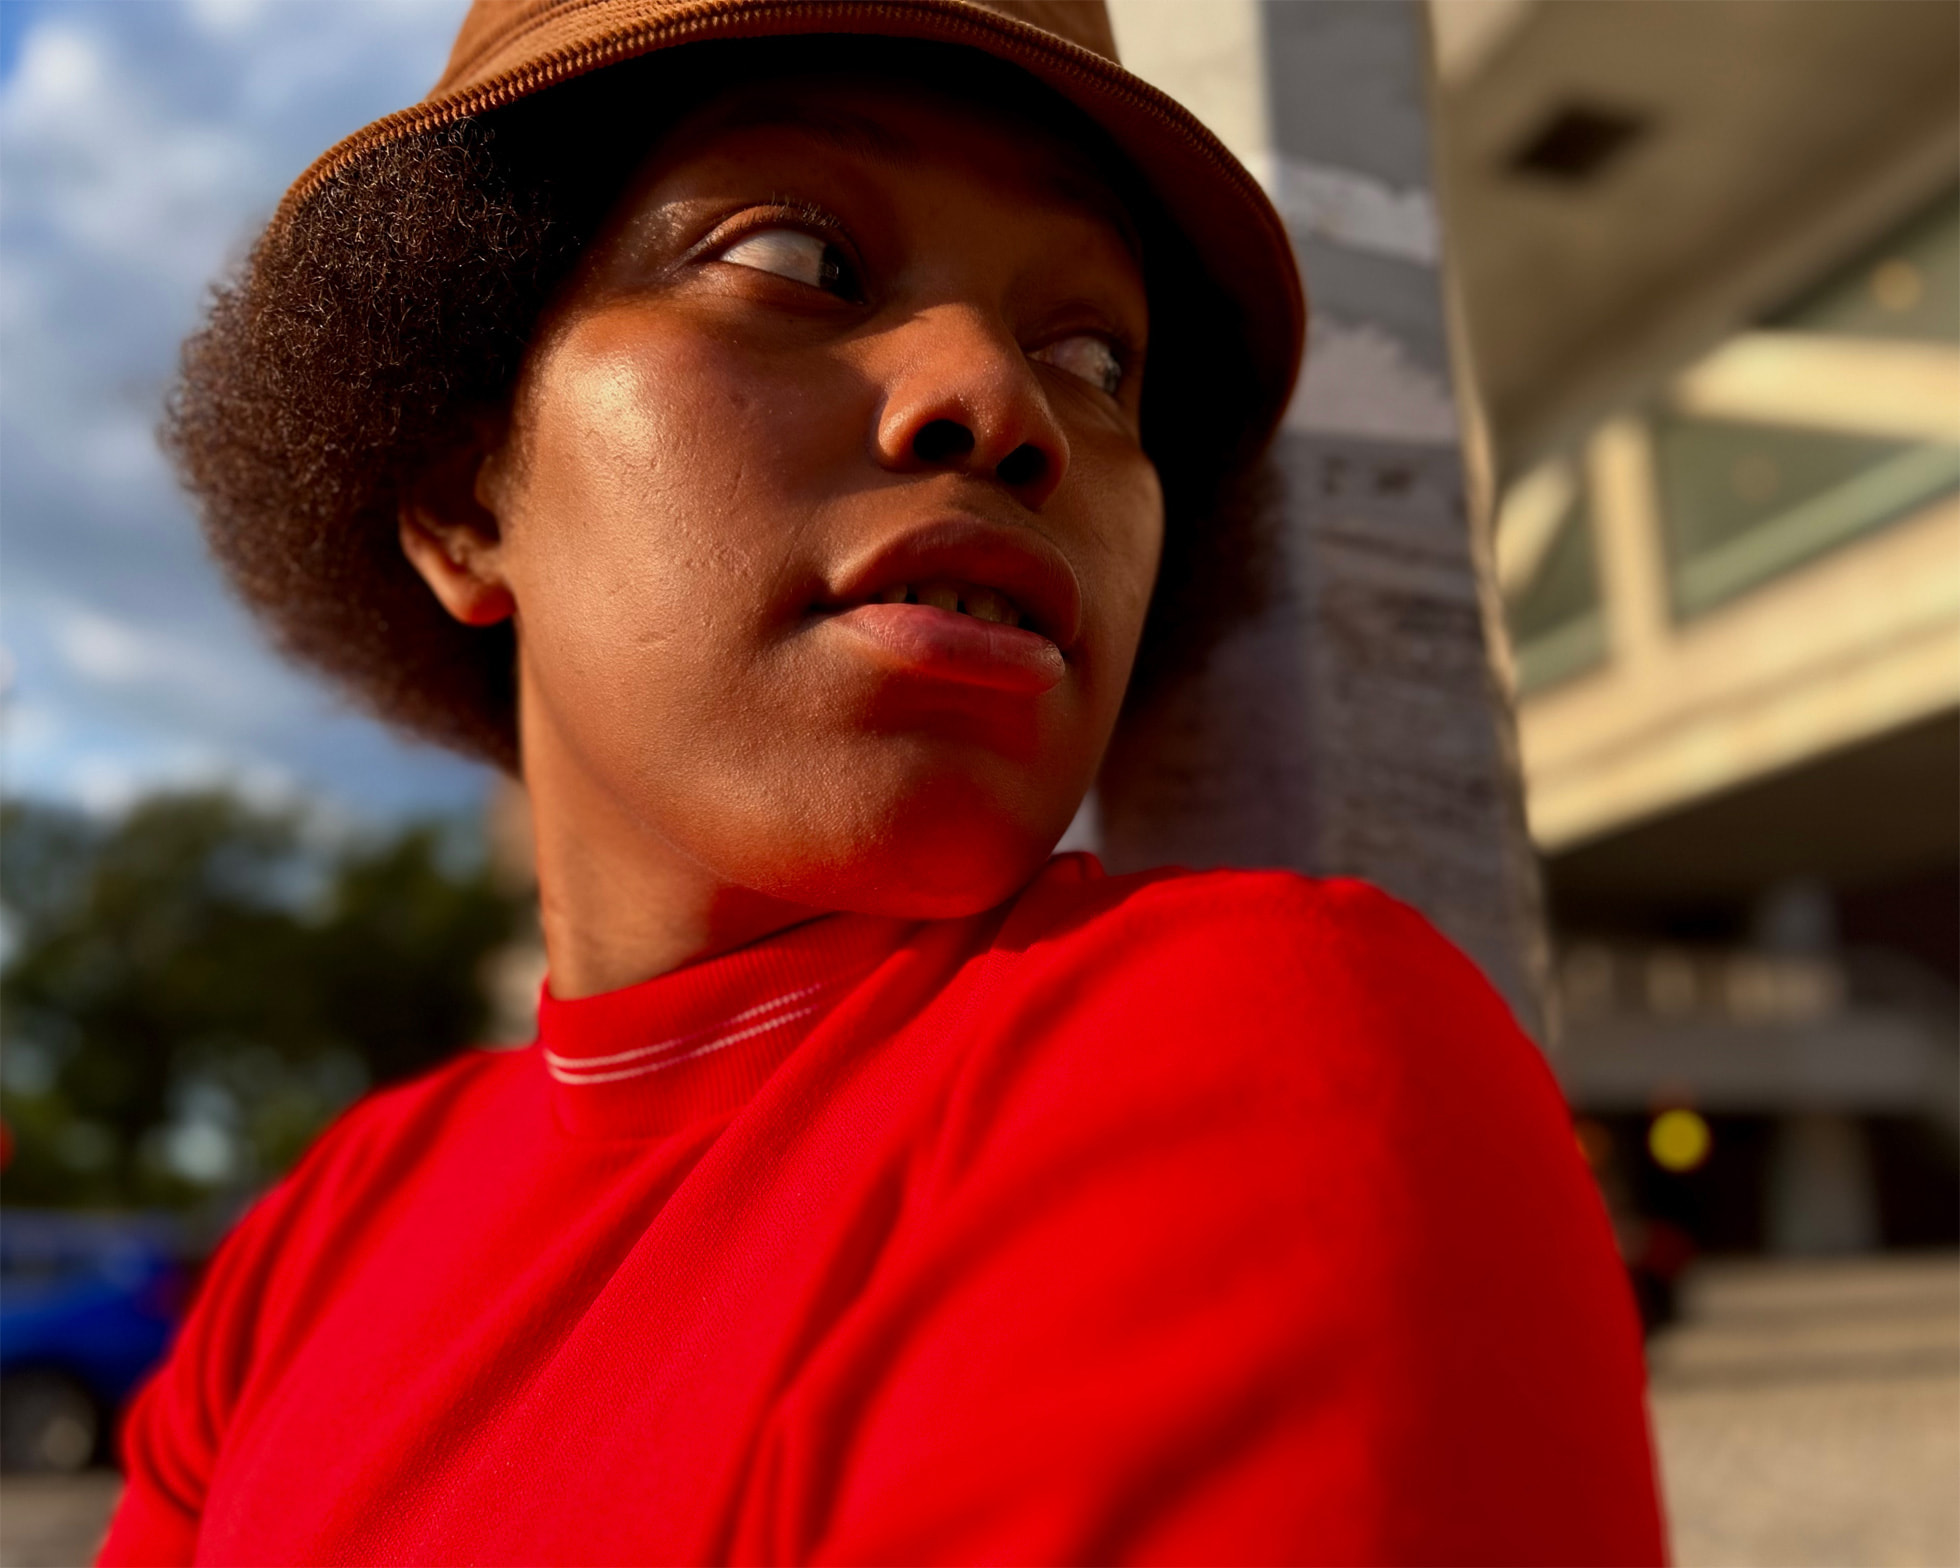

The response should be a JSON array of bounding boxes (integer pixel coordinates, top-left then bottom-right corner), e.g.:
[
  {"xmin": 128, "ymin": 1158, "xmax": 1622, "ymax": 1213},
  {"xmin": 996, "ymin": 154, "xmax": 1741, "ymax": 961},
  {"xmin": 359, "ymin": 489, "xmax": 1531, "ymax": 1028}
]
[
  {"xmin": 1, "ymin": 0, "xmax": 485, "ymax": 822},
  {"xmin": 70, "ymin": 752, "xmax": 148, "ymax": 816},
  {"xmin": 6, "ymin": 23, "xmax": 106, "ymax": 113},
  {"xmin": 54, "ymin": 607, "xmax": 152, "ymax": 684},
  {"xmin": 3, "ymin": 18, "xmax": 265, "ymax": 301},
  {"xmin": 65, "ymin": 740, "xmax": 300, "ymax": 820},
  {"xmin": 185, "ymin": 0, "xmax": 274, "ymax": 39},
  {"xmin": 1, "ymin": 695, "xmax": 62, "ymax": 758},
  {"xmin": 47, "ymin": 598, "xmax": 306, "ymax": 724}
]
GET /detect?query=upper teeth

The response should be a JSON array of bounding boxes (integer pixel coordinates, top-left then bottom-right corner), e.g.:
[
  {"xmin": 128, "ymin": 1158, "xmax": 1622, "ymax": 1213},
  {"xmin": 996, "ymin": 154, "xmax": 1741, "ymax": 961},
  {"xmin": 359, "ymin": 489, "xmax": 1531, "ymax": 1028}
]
[{"xmin": 872, "ymin": 580, "xmax": 1021, "ymax": 627}]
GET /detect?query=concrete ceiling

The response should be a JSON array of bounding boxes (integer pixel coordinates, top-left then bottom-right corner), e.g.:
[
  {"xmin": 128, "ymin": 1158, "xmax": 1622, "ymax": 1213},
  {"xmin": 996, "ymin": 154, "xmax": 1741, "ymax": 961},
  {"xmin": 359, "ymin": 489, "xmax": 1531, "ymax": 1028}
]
[
  {"xmin": 1436, "ymin": 0, "xmax": 1960, "ymax": 474},
  {"xmin": 1544, "ymin": 710, "xmax": 1959, "ymax": 912}
]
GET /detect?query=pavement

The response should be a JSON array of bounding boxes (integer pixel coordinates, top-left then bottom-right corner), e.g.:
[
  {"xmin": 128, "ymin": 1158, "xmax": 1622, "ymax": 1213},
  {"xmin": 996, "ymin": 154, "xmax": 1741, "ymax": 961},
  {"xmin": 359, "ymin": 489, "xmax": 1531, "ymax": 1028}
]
[
  {"xmin": 1649, "ymin": 1251, "xmax": 1960, "ymax": 1568},
  {"xmin": 0, "ymin": 1474, "xmax": 119, "ymax": 1568},
  {"xmin": 3, "ymin": 1252, "xmax": 1955, "ymax": 1567}
]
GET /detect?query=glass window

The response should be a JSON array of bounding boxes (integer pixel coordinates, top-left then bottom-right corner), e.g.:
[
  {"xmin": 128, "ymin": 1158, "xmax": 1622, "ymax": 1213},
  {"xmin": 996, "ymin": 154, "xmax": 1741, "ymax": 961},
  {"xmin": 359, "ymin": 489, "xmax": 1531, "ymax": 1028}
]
[
  {"xmin": 1502, "ymin": 477, "xmax": 1607, "ymax": 692},
  {"xmin": 1652, "ymin": 414, "xmax": 1959, "ymax": 618},
  {"xmin": 1650, "ymin": 192, "xmax": 1960, "ymax": 618}
]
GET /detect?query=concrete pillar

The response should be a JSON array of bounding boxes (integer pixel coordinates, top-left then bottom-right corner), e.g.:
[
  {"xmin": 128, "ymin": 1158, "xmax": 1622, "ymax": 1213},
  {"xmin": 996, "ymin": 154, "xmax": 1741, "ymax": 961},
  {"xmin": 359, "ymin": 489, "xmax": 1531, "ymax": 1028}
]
[{"xmin": 1100, "ymin": 0, "xmax": 1548, "ymax": 1035}]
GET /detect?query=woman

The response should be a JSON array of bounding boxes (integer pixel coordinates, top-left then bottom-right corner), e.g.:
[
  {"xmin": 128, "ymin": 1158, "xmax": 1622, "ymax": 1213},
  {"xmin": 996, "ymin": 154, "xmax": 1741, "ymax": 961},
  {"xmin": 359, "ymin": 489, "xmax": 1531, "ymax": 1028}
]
[{"xmin": 103, "ymin": 2, "xmax": 1665, "ymax": 1563}]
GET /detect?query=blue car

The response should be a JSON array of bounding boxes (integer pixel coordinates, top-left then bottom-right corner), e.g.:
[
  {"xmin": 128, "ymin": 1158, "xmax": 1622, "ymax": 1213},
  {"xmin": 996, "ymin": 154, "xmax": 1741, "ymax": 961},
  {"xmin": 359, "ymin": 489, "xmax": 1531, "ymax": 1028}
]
[{"xmin": 0, "ymin": 1211, "xmax": 188, "ymax": 1471}]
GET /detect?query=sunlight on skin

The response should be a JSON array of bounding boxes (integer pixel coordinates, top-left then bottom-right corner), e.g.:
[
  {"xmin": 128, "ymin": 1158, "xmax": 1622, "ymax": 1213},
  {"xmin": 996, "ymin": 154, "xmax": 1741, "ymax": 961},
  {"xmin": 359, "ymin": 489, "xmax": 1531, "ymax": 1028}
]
[{"xmin": 399, "ymin": 76, "xmax": 1165, "ymax": 998}]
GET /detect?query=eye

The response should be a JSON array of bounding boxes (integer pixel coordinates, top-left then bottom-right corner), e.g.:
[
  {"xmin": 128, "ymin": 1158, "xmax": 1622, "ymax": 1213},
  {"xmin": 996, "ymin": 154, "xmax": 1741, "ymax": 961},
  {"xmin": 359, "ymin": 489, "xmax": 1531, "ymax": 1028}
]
[
  {"xmin": 717, "ymin": 227, "xmax": 859, "ymax": 299},
  {"xmin": 1031, "ymin": 334, "xmax": 1124, "ymax": 396}
]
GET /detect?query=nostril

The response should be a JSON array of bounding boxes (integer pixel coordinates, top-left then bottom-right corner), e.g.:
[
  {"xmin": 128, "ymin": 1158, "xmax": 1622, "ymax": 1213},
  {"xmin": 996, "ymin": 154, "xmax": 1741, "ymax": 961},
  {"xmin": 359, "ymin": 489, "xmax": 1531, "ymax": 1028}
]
[
  {"xmin": 913, "ymin": 420, "xmax": 976, "ymax": 465},
  {"xmin": 995, "ymin": 444, "xmax": 1047, "ymax": 489}
]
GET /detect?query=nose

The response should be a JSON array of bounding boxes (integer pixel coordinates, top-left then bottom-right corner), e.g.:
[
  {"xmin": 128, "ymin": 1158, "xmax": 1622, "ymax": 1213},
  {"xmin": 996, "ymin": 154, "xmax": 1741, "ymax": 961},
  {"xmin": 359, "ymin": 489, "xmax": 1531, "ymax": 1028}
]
[{"xmin": 872, "ymin": 307, "xmax": 1070, "ymax": 510}]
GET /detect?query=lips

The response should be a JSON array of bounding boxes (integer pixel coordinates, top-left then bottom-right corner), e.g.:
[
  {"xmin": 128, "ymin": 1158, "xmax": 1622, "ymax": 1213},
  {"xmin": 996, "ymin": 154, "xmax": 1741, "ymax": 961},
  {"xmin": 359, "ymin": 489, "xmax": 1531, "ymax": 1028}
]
[
  {"xmin": 825, "ymin": 518, "xmax": 1081, "ymax": 644},
  {"xmin": 817, "ymin": 518, "xmax": 1082, "ymax": 695}
]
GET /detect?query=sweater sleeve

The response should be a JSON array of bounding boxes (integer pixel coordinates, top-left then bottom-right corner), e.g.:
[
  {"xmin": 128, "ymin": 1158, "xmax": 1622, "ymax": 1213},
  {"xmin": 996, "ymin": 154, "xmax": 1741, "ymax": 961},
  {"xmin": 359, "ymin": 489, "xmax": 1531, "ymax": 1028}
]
[
  {"xmin": 96, "ymin": 1178, "xmax": 299, "ymax": 1567},
  {"xmin": 95, "ymin": 1073, "xmax": 408, "ymax": 1568},
  {"xmin": 768, "ymin": 872, "xmax": 1666, "ymax": 1567}
]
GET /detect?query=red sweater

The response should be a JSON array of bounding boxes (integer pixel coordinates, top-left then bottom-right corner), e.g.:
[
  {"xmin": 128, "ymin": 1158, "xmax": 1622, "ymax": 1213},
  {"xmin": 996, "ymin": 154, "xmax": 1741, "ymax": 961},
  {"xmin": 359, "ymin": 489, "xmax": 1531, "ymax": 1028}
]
[{"xmin": 102, "ymin": 858, "xmax": 1664, "ymax": 1566}]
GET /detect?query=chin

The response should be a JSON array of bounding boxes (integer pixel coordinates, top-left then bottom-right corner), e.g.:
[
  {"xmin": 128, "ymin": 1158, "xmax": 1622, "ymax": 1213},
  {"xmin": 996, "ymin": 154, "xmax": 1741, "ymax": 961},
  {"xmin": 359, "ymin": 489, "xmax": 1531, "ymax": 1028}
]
[{"xmin": 749, "ymin": 791, "xmax": 1074, "ymax": 921}]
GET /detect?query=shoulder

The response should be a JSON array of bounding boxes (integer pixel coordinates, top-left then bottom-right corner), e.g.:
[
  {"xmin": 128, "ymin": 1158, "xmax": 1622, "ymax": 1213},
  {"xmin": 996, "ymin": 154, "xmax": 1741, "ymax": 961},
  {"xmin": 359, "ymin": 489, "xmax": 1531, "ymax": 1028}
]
[
  {"xmin": 878, "ymin": 864, "xmax": 1661, "ymax": 1563},
  {"xmin": 265, "ymin": 1045, "xmax": 538, "ymax": 1240},
  {"xmin": 1004, "ymin": 854, "xmax": 1473, "ymax": 980},
  {"xmin": 990, "ymin": 857, "xmax": 1533, "ymax": 1091},
  {"xmin": 110, "ymin": 1044, "xmax": 534, "ymax": 1521},
  {"xmin": 195, "ymin": 1046, "xmax": 533, "ymax": 1317},
  {"xmin": 955, "ymin": 858, "xmax": 1589, "ymax": 1267},
  {"xmin": 307, "ymin": 1043, "xmax": 531, "ymax": 1162}
]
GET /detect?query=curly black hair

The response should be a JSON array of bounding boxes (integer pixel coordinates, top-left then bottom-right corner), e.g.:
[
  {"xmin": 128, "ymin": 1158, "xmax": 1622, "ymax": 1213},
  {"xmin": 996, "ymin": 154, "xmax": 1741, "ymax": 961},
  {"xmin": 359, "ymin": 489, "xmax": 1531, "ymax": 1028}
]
[{"xmin": 165, "ymin": 38, "xmax": 1276, "ymax": 774}]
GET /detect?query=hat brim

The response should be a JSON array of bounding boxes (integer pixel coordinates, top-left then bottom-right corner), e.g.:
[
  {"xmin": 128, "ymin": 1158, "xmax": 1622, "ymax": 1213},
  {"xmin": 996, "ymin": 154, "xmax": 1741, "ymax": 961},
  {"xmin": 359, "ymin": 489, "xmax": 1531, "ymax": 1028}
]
[{"xmin": 276, "ymin": 0, "xmax": 1304, "ymax": 452}]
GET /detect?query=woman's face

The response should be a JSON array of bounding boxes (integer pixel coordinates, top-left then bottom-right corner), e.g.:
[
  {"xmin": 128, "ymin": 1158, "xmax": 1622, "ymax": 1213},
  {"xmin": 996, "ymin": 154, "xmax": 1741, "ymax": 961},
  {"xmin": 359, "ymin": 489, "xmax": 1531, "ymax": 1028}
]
[{"xmin": 440, "ymin": 74, "xmax": 1163, "ymax": 917}]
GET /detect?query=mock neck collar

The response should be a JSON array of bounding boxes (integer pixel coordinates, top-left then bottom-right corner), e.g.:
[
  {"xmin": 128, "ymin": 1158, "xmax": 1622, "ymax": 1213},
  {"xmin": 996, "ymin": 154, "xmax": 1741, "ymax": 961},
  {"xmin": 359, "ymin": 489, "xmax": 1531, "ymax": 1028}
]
[{"xmin": 536, "ymin": 912, "xmax": 912, "ymax": 1139}]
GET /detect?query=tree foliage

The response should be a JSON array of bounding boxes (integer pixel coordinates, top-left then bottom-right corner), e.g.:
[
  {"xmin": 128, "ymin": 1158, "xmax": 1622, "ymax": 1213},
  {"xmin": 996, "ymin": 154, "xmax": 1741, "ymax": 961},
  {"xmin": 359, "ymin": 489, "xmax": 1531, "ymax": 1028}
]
[{"xmin": 1, "ymin": 792, "xmax": 529, "ymax": 1209}]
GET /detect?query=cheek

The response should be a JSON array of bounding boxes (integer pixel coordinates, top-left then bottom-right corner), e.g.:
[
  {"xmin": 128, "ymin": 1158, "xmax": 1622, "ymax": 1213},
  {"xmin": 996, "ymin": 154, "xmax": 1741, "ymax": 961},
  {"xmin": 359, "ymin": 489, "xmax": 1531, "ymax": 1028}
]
[
  {"xmin": 499, "ymin": 313, "xmax": 861, "ymax": 673},
  {"xmin": 515, "ymin": 313, "xmax": 847, "ymax": 546},
  {"xmin": 1086, "ymin": 454, "xmax": 1167, "ymax": 666}
]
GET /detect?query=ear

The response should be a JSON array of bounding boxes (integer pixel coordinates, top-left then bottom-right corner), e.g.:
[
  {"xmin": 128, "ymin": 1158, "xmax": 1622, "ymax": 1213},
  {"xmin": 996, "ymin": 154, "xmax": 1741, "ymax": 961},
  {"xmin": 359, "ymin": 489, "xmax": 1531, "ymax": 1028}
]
[{"xmin": 398, "ymin": 425, "xmax": 518, "ymax": 629}]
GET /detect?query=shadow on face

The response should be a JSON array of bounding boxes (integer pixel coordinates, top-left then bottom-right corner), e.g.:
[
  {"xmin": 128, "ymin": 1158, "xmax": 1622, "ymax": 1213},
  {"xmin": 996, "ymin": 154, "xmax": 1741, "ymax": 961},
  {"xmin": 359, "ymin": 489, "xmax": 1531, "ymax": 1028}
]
[{"xmin": 402, "ymin": 69, "xmax": 1167, "ymax": 920}]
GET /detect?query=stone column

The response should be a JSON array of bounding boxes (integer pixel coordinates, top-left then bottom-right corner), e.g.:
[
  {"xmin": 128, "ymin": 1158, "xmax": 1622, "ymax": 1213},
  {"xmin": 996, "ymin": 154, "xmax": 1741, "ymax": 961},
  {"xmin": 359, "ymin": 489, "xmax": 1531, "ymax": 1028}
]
[{"xmin": 1098, "ymin": 0, "xmax": 1548, "ymax": 1035}]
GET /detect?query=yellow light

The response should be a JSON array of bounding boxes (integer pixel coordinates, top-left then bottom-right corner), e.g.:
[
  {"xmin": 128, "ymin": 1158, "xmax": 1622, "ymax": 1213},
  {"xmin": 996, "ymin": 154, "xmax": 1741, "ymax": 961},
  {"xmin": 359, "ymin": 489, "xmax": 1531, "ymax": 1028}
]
[{"xmin": 1649, "ymin": 1108, "xmax": 1712, "ymax": 1173}]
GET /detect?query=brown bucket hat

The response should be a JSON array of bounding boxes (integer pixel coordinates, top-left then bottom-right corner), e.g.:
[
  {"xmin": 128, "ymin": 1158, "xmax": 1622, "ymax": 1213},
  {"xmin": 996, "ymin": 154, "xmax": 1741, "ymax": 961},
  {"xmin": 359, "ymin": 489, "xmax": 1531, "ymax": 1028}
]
[
  {"xmin": 280, "ymin": 0, "xmax": 1305, "ymax": 448},
  {"xmin": 171, "ymin": 0, "xmax": 1308, "ymax": 771}
]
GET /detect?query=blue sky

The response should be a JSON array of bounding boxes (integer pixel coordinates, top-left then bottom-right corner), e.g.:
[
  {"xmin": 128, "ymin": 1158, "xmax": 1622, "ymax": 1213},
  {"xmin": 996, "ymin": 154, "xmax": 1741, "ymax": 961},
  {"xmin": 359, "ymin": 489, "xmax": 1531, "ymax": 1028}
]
[{"xmin": 1, "ymin": 0, "xmax": 489, "ymax": 822}]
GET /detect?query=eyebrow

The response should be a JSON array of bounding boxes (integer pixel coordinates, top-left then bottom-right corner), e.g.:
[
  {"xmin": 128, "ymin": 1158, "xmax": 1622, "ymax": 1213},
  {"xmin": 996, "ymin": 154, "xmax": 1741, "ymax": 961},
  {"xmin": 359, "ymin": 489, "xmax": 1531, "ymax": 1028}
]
[
  {"xmin": 699, "ymin": 101, "xmax": 920, "ymax": 166},
  {"xmin": 1034, "ymin": 163, "xmax": 1143, "ymax": 263},
  {"xmin": 698, "ymin": 99, "xmax": 1143, "ymax": 262}
]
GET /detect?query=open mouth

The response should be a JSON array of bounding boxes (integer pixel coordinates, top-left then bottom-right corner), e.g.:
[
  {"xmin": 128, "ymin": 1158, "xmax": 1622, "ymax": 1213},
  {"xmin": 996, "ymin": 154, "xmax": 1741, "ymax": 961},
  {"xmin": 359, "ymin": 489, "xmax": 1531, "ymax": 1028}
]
[
  {"xmin": 819, "ymin": 517, "xmax": 1081, "ymax": 685},
  {"xmin": 850, "ymin": 579, "xmax": 1026, "ymax": 628}
]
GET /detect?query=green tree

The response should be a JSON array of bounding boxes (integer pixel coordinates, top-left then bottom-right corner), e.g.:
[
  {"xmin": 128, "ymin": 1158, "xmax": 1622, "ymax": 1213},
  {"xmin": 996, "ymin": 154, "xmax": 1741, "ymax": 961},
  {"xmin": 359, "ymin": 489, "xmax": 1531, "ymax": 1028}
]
[{"xmin": 1, "ymin": 791, "xmax": 528, "ymax": 1209}]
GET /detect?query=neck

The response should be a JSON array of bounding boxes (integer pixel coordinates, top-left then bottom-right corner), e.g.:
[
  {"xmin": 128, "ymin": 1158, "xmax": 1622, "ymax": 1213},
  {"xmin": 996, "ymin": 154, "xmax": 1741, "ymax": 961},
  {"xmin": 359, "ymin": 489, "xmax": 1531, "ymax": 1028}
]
[{"xmin": 519, "ymin": 709, "xmax": 820, "ymax": 1003}]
